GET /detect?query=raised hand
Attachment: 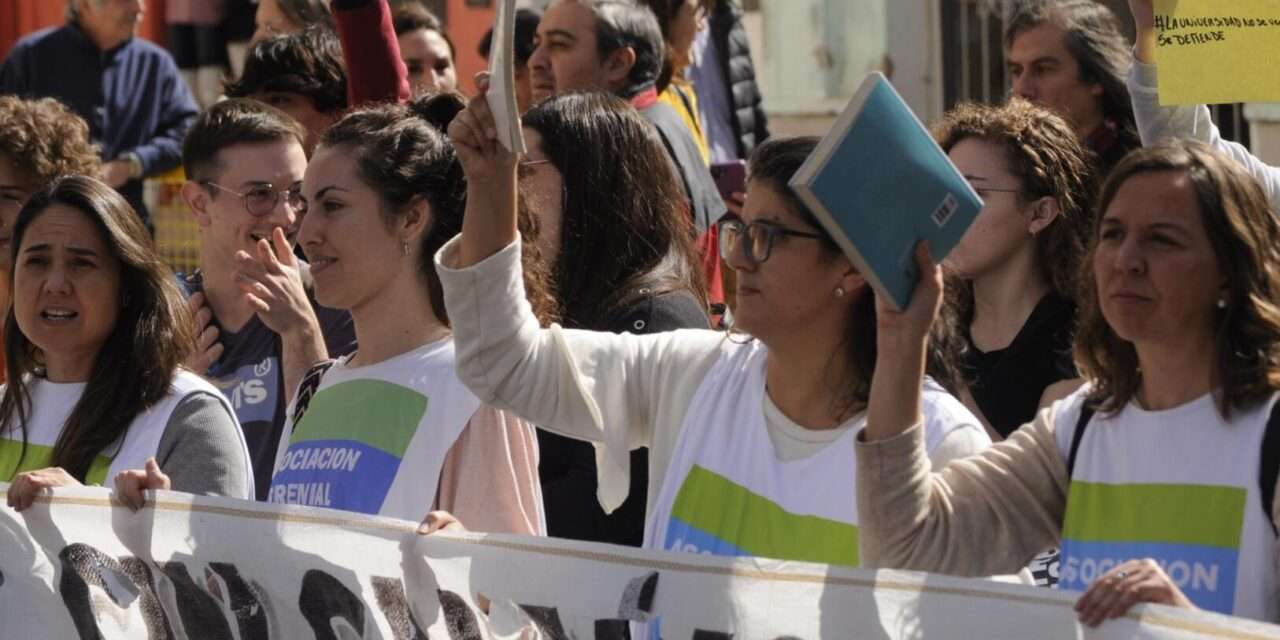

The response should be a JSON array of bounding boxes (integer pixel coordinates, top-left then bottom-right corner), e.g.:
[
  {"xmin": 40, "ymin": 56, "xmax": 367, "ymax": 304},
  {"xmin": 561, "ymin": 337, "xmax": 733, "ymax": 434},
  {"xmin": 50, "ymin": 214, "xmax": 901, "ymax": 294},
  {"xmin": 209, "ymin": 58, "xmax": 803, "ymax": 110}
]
[
  {"xmin": 448, "ymin": 72, "xmax": 518, "ymax": 185},
  {"xmin": 449, "ymin": 72, "xmax": 521, "ymax": 268},
  {"xmin": 865, "ymin": 242, "xmax": 944, "ymax": 442}
]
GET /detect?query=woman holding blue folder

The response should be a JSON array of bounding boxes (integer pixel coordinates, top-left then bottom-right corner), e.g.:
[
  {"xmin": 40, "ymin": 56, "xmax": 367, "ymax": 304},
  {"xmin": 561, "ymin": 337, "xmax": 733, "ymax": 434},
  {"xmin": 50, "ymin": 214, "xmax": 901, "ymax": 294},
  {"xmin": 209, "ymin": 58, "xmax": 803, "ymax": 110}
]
[
  {"xmin": 858, "ymin": 139, "xmax": 1280, "ymax": 624},
  {"xmin": 421, "ymin": 77, "xmax": 991, "ymax": 568}
]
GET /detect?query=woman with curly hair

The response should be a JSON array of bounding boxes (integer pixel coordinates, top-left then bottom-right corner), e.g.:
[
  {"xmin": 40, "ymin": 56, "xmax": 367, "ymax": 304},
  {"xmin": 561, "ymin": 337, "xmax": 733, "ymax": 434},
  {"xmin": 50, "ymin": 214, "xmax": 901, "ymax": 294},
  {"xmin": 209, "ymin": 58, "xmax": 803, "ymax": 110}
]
[
  {"xmin": 935, "ymin": 98, "xmax": 1097, "ymax": 440},
  {"xmin": 0, "ymin": 97, "xmax": 102, "ymax": 380},
  {"xmin": 861, "ymin": 140, "xmax": 1280, "ymax": 623}
]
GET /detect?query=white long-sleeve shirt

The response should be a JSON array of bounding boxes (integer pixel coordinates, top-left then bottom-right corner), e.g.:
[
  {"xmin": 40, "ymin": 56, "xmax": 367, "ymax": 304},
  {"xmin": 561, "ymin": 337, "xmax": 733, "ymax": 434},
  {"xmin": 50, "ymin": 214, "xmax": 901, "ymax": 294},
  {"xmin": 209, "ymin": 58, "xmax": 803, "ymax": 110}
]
[{"xmin": 435, "ymin": 236, "xmax": 989, "ymax": 515}]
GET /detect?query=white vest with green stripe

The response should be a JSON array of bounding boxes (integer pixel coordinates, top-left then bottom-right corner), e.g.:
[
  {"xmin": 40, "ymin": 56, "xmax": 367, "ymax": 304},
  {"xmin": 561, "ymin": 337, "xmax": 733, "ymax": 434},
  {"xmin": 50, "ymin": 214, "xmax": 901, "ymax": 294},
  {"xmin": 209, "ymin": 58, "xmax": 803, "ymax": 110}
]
[
  {"xmin": 1054, "ymin": 388, "xmax": 1277, "ymax": 620},
  {"xmin": 0, "ymin": 371, "xmax": 237, "ymax": 487},
  {"xmin": 644, "ymin": 339, "xmax": 970, "ymax": 567},
  {"xmin": 268, "ymin": 339, "xmax": 478, "ymax": 521}
]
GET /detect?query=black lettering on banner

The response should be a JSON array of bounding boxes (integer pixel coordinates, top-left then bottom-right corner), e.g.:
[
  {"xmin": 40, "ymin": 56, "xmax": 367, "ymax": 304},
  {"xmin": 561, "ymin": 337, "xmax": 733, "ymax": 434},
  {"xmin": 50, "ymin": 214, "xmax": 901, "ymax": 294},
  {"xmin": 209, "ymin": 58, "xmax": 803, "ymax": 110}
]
[
  {"xmin": 117, "ymin": 558, "xmax": 176, "ymax": 640},
  {"xmin": 516, "ymin": 604, "xmax": 570, "ymax": 639},
  {"xmin": 300, "ymin": 569, "xmax": 368, "ymax": 639},
  {"xmin": 60, "ymin": 544, "xmax": 150, "ymax": 639},
  {"xmin": 154, "ymin": 562, "xmax": 236, "ymax": 639},
  {"xmin": 208, "ymin": 563, "xmax": 271, "ymax": 638},
  {"xmin": 371, "ymin": 576, "xmax": 428, "ymax": 640},
  {"xmin": 617, "ymin": 572, "xmax": 658, "ymax": 620},
  {"xmin": 438, "ymin": 589, "xmax": 484, "ymax": 640},
  {"xmin": 594, "ymin": 620, "xmax": 630, "ymax": 640},
  {"xmin": 692, "ymin": 632, "xmax": 733, "ymax": 640}
]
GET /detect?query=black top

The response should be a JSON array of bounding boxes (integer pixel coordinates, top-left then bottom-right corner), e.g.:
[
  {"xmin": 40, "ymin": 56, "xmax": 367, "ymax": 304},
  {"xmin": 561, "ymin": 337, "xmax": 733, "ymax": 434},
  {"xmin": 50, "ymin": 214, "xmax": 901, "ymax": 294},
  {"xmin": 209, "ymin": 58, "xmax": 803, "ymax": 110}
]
[
  {"xmin": 539, "ymin": 289, "xmax": 709, "ymax": 547},
  {"xmin": 964, "ymin": 293, "xmax": 1077, "ymax": 439}
]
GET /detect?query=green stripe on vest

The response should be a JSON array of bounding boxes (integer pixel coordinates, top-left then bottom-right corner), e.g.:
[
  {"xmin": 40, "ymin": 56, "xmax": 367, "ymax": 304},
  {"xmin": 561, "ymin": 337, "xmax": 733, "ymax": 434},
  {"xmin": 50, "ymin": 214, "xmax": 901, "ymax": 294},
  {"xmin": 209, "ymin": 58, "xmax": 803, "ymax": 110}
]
[
  {"xmin": 671, "ymin": 465, "xmax": 859, "ymax": 566},
  {"xmin": 1, "ymin": 439, "xmax": 112, "ymax": 485},
  {"xmin": 1064, "ymin": 481, "xmax": 1247, "ymax": 549}
]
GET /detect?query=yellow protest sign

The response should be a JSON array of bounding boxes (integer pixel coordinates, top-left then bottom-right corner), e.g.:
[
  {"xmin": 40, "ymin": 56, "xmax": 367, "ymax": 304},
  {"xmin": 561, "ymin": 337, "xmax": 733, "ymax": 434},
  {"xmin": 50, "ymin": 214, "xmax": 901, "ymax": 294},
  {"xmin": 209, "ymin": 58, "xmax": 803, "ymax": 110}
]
[{"xmin": 1154, "ymin": 0, "xmax": 1280, "ymax": 105}]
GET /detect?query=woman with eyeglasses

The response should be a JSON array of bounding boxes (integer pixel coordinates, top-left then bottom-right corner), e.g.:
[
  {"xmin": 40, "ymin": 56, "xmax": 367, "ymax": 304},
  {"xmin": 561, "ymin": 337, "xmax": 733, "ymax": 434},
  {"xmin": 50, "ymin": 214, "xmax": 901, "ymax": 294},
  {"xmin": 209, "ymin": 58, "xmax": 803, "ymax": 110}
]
[
  {"xmin": 504, "ymin": 92, "xmax": 709, "ymax": 548},
  {"xmin": 938, "ymin": 99, "xmax": 1097, "ymax": 441},
  {"xmin": 422, "ymin": 81, "xmax": 991, "ymax": 567}
]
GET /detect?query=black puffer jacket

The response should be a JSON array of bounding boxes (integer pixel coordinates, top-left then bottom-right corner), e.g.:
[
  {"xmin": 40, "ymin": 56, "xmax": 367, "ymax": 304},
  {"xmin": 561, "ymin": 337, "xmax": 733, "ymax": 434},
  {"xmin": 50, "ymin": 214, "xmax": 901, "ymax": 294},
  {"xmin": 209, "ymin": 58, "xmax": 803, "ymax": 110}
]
[{"xmin": 710, "ymin": 0, "xmax": 770, "ymax": 159}]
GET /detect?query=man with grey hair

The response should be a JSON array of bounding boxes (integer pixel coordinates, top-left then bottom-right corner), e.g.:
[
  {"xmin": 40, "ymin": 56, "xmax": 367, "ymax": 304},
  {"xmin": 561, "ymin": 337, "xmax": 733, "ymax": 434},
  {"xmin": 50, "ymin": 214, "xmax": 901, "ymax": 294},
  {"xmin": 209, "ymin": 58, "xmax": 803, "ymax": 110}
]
[
  {"xmin": 0, "ymin": 0, "xmax": 199, "ymax": 229},
  {"xmin": 1004, "ymin": 0, "xmax": 1140, "ymax": 178}
]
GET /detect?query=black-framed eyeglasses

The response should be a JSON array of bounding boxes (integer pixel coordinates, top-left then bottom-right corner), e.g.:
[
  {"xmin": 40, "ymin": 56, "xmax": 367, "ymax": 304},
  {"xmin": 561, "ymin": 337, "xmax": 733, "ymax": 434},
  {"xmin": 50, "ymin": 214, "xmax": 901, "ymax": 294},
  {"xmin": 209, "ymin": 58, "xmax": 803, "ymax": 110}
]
[
  {"xmin": 717, "ymin": 216, "xmax": 825, "ymax": 266},
  {"xmin": 202, "ymin": 181, "xmax": 306, "ymax": 217}
]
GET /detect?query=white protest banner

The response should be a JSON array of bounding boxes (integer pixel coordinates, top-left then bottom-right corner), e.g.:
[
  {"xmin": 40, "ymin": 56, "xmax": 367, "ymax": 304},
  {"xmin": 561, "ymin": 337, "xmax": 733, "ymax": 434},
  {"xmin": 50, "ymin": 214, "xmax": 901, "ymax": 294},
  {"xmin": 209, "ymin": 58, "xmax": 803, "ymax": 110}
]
[{"xmin": 3, "ymin": 485, "xmax": 1279, "ymax": 639}]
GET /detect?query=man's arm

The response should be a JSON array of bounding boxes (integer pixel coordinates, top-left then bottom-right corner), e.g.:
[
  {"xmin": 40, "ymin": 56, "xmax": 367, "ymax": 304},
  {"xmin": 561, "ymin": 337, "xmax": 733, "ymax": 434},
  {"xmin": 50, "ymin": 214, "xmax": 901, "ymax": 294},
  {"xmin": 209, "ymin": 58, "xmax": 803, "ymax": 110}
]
[
  {"xmin": 332, "ymin": 0, "xmax": 411, "ymax": 107},
  {"xmin": 129, "ymin": 54, "xmax": 199, "ymax": 177}
]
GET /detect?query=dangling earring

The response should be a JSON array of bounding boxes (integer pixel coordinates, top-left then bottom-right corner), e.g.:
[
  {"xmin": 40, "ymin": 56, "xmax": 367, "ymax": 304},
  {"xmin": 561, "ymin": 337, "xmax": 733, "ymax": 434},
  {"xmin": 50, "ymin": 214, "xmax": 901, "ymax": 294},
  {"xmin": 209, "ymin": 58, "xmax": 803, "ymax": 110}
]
[
  {"xmin": 834, "ymin": 287, "xmax": 846, "ymax": 298},
  {"xmin": 401, "ymin": 242, "xmax": 409, "ymax": 257}
]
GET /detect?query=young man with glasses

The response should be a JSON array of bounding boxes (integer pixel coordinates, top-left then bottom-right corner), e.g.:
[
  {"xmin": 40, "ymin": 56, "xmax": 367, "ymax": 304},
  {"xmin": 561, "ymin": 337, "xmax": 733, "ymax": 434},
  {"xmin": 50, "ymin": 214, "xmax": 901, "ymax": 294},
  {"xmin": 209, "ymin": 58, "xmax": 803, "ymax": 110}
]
[{"xmin": 178, "ymin": 98, "xmax": 356, "ymax": 500}]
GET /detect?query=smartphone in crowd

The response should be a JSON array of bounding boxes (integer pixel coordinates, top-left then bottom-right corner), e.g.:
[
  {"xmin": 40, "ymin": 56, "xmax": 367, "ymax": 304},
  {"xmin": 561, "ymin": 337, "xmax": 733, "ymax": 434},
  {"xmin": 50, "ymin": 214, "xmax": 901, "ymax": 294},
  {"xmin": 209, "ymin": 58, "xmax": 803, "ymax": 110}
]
[{"xmin": 710, "ymin": 160, "xmax": 746, "ymax": 204}]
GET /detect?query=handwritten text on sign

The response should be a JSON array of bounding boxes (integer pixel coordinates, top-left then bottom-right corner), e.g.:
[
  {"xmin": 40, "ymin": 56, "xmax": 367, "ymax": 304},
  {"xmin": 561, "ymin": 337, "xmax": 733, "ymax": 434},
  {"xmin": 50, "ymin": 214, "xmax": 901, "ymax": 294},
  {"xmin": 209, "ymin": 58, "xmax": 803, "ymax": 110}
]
[{"xmin": 1153, "ymin": 0, "xmax": 1280, "ymax": 105}]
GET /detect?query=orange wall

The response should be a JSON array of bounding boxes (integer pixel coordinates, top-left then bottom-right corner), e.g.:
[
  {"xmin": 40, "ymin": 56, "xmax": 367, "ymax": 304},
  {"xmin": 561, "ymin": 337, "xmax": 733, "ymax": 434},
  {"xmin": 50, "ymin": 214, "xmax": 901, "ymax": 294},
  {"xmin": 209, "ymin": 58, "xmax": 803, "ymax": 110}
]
[
  {"xmin": 447, "ymin": 0, "xmax": 495, "ymax": 95},
  {"xmin": 1, "ymin": 0, "xmax": 168, "ymax": 61}
]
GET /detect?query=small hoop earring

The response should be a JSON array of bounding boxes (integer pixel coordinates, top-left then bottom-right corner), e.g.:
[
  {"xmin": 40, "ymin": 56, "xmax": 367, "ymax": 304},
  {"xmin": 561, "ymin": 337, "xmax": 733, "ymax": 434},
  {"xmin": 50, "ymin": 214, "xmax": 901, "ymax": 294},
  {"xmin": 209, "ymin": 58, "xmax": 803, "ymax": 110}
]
[{"xmin": 834, "ymin": 287, "xmax": 846, "ymax": 298}]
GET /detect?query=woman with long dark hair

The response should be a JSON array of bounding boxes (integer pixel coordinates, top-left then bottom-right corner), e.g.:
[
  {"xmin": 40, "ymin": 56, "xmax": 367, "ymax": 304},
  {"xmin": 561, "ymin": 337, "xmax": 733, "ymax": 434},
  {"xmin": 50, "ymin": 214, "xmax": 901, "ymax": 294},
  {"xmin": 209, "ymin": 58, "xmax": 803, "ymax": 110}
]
[
  {"xmin": 421, "ymin": 82, "xmax": 990, "ymax": 565},
  {"xmin": 860, "ymin": 140, "xmax": 1280, "ymax": 623},
  {"xmin": 261, "ymin": 93, "xmax": 554, "ymax": 531},
  {"xmin": 4, "ymin": 176, "xmax": 252, "ymax": 509},
  {"xmin": 518, "ymin": 91, "xmax": 709, "ymax": 546}
]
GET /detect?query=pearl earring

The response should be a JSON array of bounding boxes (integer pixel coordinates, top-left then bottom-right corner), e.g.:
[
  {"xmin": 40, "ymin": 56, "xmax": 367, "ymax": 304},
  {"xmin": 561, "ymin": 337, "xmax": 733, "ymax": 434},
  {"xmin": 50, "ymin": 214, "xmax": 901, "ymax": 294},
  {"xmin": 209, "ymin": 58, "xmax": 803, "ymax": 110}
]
[
  {"xmin": 1217, "ymin": 296, "xmax": 1228, "ymax": 309},
  {"xmin": 834, "ymin": 287, "xmax": 846, "ymax": 298}
]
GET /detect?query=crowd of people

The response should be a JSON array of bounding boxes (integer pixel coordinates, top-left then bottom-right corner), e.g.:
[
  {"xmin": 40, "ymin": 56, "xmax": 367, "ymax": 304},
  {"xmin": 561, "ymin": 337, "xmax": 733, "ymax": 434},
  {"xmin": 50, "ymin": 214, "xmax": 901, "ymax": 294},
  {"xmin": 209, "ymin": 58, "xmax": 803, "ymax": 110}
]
[{"xmin": 2, "ymin": 0, "xmax": 1280, "ymax": 629}]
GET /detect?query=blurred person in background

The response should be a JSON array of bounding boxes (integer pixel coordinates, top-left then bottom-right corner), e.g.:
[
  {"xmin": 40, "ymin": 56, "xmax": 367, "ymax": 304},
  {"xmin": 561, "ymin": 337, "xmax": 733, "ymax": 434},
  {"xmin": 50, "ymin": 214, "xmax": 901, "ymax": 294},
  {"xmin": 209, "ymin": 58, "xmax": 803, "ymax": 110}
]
[
  {"xmin": 687, "ymin": 0, "xmax": 768, "ymax": 164},
  {"xmin": 478, "ymin": 7, "xmax": 541, "ymax": 113},
  {"xmin": 252, "ymin": 0, "xmax": 334, "ymax": 44},
  {"xmin": 393, "ymin": 4, "xmax": 458, "ymax": 96},
  {"xmin": 0, "ymin": 0, "xmax": 200, "ymax": 231}
]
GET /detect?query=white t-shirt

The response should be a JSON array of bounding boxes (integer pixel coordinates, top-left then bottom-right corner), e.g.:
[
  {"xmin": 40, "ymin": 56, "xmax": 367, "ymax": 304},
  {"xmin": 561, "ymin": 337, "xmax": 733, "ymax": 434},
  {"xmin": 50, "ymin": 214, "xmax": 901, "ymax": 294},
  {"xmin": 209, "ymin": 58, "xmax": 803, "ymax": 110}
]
[
  {"xmin": 0, "ymin": 371, "xmax": 251, "ymax": 496},
  {"xmin": 645, "ymin": 337, "xmax": 987, "ymax": 565},
  {"xmin": 268, "ymin": 338, "xmax": 479, "ymax": 521},
  {"xmin": 1053, "ymin": 386, "xmax": 1278, "ymax": 619}
]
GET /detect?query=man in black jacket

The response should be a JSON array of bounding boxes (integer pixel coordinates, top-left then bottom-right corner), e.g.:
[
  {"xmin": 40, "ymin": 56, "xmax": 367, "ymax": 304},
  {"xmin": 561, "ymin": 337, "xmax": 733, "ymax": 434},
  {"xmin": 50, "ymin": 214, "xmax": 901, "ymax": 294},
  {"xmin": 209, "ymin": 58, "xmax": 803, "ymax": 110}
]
[{"xmin": 687, "ymin": 0, "xmax": 769, "ymax": 163}]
